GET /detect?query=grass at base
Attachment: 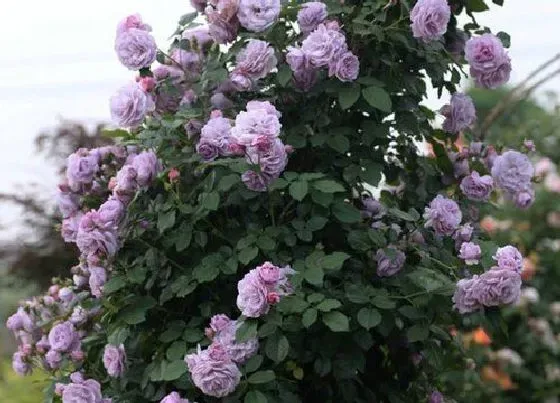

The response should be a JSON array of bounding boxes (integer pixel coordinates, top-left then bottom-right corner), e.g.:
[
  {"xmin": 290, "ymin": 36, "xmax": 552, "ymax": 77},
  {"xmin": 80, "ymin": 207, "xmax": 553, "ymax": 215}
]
[{"xmin": 0, "ymin": 360, "xmax": 48, "ymax": 403}]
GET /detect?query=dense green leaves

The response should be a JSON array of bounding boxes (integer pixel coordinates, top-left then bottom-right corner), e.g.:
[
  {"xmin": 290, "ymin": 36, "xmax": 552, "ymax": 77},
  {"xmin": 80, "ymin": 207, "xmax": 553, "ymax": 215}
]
[{"xmin": 362, "ymin": 86, "xmax": 392, "ymax": 112}]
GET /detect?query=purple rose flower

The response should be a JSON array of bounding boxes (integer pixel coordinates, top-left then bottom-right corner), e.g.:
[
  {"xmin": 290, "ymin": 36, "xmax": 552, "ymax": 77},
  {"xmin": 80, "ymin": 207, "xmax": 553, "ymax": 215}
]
[
  {"xmin": 297, "ymin": 2, "xmax": 328, "ymax": 34},
  {"xmin": 246, "ymin": 138, "xmax": 288, "ymax": 178},
  {"xmin": 229, "ymin": 71, "xmax": 253, "ymax": 91},
  {"xmin": 48, "ymin": 322, "xmax": 77, "ymax": 352},
  {"xmin": 62, "ymin": 213, "xmax": 83, "ymax": 243},
  {"xmin": 236, "ymin": 269, "xmax": 270, "ymax": 317},
  {"xmin": 429, "ymin": 390, "xmax": 445, "ymax": 403},
  {"xmin": 231, "ymin": 104, "xmax": 281, "ymax": 146},
  {"xmin": 115, "ymin": 28, "xmax": 157, "ymax": 70},
  {"xmin": 465, "ymin": 34, "xmax": 511, "ymax": 89},
  {"xmin": 423, "ymin": 195, "xmax": 462, "ymax": 236},
  {"xmin": 98, "ymin": 197, "xmax": 125, "ymax": 226},
  {"xmin": 89, "ymin": 266, "xmax": 108, "ymax": 298},
  {"xmin": 460, "ymin": 171, "xmax": 493, "ymax": 201},
  {"xmin": 286, "ymin": 46, "xmax": 309, "ymax": 71},
  {"xmin": 170, "ymin": 49, "xmax": 202, "ymax": 74},
  {"xmin": 185, "ymin": 343, "xmax": 241, "ymax": 398},
  {"xmin": 57, "ymin": 191, "xmax": 80, "ymax": 218},
  {"xmin": 441, "ymin": 92, "xmax": 476, "ymax": 134},
  {"xmin": 476, "ymin": 267, "xmax": 522, "ymax": 307},
  {"xmin": 410, "ymin": 0, "xmax": 451, "ymax": 41},
  {"xmin": 210, "ymin": 314, "xmax": 232, "ymax": 333},
  {"xmin": 206, "ymin": 2, "xmax": 240, "ymax": 44},
  {"xmin": 12, "ymin": 351, "xmax": 31, "ymax": 376},
  {"xmin": 513, "ymin": 188, "xmax": 534, "ymax": 209},
  {"xmin": 61, "ymin": 377, "xmax": 105, "ymax": 403},
  {"xmin": 361, "ymin": 196, "xmax": 385, "ymax": 219},
  {"xmin": 491, "ymin": 150, "xmax": 534, "ymax": 195},
  {"xmin": 246, "ymin": 100, "xmax": 281, "ymax": 117},
  {"xmin": 132, "ymin": 151, "xmax": 159, "ymax": 186},
  {"xmin": 70, "ymin": 306, "xmax": 88, "ymax": 326},
  {"xmin": 458, "ymin": 242, "xmax": 481, "ymax": 265},
  {"xmin": 493, "ymin": 245, "xmax": 523, "ymax": 273},
  {"xmin": 66, "ymin": 149, "xmax": 100, "ymax": 190},
  {"xmin": 257, "ymin": 261, "xmax": 281, "ymax": 284},
  {"xmin": 293, "ymin": 68, "xmax": 318, "ymax": 91},
  {"xmin": 453, "ymin": 223, "xmax": 473, "ymax": 249},
  {"xmin": 76, "ymin": 211, "xmax": 119, "ymax": 261},
  {"xmin": 116, "ymin": 14, "xmax": 152, "ymax": 36},
  {"xmin": 301, "ymin": 24, "xmax": 347, "ymax": 68},
  {"xmin": 234, "ymin": 39, "xmax": 277, "ymax": 81},
  {"xmin": 238, "ymin": 0, "xmax": 280, "ymax": 32},
  {"xmin": 331, "ymin": 51, "xmax": 359, "ymax": 82},
  {"xmin": 210, "ymin": 92, "xmax": 233, "ymax": 110},
  {"xmin": 160, "ymin": 392, "xmax": 192, "ymax": 403},
  {"xmin": 110, "ymin": 82, "xmax": 155, "ymax": 128},
  {"xmin": 6, "ymin": 307, "xmax": 34, "ymax": 332},
  {"xmin": 103, "ymin": 344, "xmax": 126, "ymax": 378},
  {"xmin": 452, "ymin": 276, "xmax": 482, "ymax": 314},
  {"xmin": 197, "ymin": 114, "xmax": 233, "ymax": 160},
  {"xmin": 182, "ymin": 26, "xmax": 213, "ymax": 49},
  {"xmin": 213, "ymin": 320, "xmax": 259, "ymax": 363},
  {"xmin": 46, "ymin": 349, "xmax": 63, "ymax": 369},
  {"xmin": 196, "ymin": 140, "xmax": 220, "ymax": 161},
  {"xmin": 191, "ymin": 0, "xmax": 207, "ymax": 12},
  {"xmin": 241, "ymin": 170, "xmax": 270, "ymax": 191},
  {"xmin": 375, "ymin": 246, "xmax": 406, "ymax": 277}
]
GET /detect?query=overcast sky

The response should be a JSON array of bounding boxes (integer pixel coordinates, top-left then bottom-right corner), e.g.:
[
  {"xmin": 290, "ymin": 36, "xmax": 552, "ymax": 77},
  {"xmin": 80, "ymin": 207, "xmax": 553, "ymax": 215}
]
[{"xmin": 0, "ymin": 0, "xmax": 559, "ymax": 239}]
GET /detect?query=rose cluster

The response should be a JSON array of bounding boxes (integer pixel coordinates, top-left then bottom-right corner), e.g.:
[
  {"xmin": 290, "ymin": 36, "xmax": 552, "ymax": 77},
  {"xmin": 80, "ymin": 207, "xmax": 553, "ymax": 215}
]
[
  {"xmin": 55, "ymin": 372, "xmax": 112, "ymax": 403},
  {"xmin": 185, "ymin": 262, "xmax": 293, "ymax": 398}
]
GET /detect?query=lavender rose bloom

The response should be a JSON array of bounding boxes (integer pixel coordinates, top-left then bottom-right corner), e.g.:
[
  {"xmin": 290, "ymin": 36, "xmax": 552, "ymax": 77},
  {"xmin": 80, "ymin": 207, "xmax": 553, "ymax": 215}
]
[
  {"xmin": 103, "ymin": 344, "xmax": 126, "ymax": 378},
  {"xmin": 410, "ymin": 0, "xmax": 451, "ymax": 41},
  {"xmin": 89, "ymin": 266, "xmax": 108, "ymax": 298},
  {"xmin": 231, "ymin": 106, "xmax": 281, "ymax": 146},
  {"xmin": 206, "ymin": 3, "xmax": 239, "ymax": 44},
  {"xmin": 375, "ymin": 246, "xmax": 406, "ymax": 277},
  {"xmin": 61, "ymin": 378, "xmax": 105, "ymax": 403},
  {"xmin": 57, "ymin": 191, "xmax": 80, "ymax": 218},
  {"xmin": 286, "ymin": 46, "xmax": 309, "ymax": 71},
  {"xmin": 198, "ymin": 114, "xmax": 233, "ymax": 160},
  {"xmin": 196, "ymin": 140, "xmax": 220, "ymax": 161},
  {"xmin": 161, "ymin": 392, "xmax": 192, "ymax": 403},
  {"xmin": 238, "ymin": 0, "xmax": 281, "ymax": 32},
  {"xmin": 115, "ymin": 28, "xmax": 157, "ymax": 70},
  {"xmin": 473, "ymin": 60, "xmax": 511, "ymax": 89},
  {"xmin": 477, "ymin": 268, "xmax": 522, "ymax": 307},
  {"xmin": 493, "ymin": 245, "xmax": 523, "ymax": 273},
  {"xmin": 6, "ymin": 307, "xmax": 34, "ymax": 332},
  {"xmin": 116, "ymin": 14, "xmax": 152, "ymax": 36},
  {"xmin": 301, "ymin": 24, "xmax": 347, "ymax": 68},
  {"xmin": 458, "ymin": 242, "xmax": 481, "ymax": 265},
  {"xmin": 185, "ymin": 344, "xmax": 241, "ymax": 398},
  {"xmin": 297, "ymin": 2, "xmax": 328, "ymax": 34},
  {"xmin": 70, "ymin": 306, "xmax": 88, "ymax": 326},
  {"xmin": 423, "ymin": 195, "xmax": 462, "ymax": 236},
  {"xmin": 110, "ymin": 82, "xmax": 155, "ymax": 128},
  {"xmin": 246, "ymin": 138, "xmax": 288, "ymax": 178},
  {"xmin": 453, "ymin": 223, "xmax": 473, "ymax": 249},
  {"xmin": 229, "ymin": 71, "xmax": 253, "ymax": 91},
  {"xmin": 98, "ymin": 197, "xmax": 125, "ymax": 226},
  {"xmin": 76, "ymin": 211, "xmax": 119, "ymax": 260},
  {"xmin": 12, "ymin": 351, "xmax": 31, "ymax": 376},
  {"xmin": 213, "ymin": 320, "xmax": 259, "ymax": 363},
  {"xmin": 182, "ymin": 26, "xmax": 213, "ymax": 49},
  {"xmin": 241, "ymin": 170, "xmax": 270, "ymax": 192},
  {"xmin": 48, "ymin": 322, "xmax": 76, "ymax": 352},
  {"xmin": 441, "ymin": 92, "xmax": 476, "ymax": 133},
  {"xmin": 67, "ymin": 149, "xmax": 99, "ymax": 190},
  {"xmin": 332, "ymin": 51, "xmax": 360, "ymax": 82},
  {"xmin": 513, "ymin": 188, "xmax": 534, "ymax": 209},
  {"xmin": 429, "ymin": 390, "xmax": 445, "ymax": 403},
  {"xmin": 46, "ymin": 350, "xmax": 63, "ymax": 369},
  {"xmin": 132, "ymin": 151, "xmax": 159, "ymax": 186},
  {"xmin": 491, "ymin": 150, "xmax": 534, "ymax": 195},
  {"xmin": 210, "ymin": 92, "xmax": 234, "ymax": 110},
  {"xmin": 460, "ymin": 171, "xmax": 493, "ymax": 201},
  {"xmin": 452, "ymin": 276, "xmax": 482, "ymax": 314},
  {"xmin": 465, "ymin": 34, "xmax": 511, "ymax": 89},
  {"xmin": 237, "ymin": 269, "xmax": 270, "ymax": 317},
  {"xmin": 62, "ymin": 213, "xmax": 82, "ymax": 243},
  {"xmin": 235, "ymin": 40, "xmax": 277, "ymax": 80}
]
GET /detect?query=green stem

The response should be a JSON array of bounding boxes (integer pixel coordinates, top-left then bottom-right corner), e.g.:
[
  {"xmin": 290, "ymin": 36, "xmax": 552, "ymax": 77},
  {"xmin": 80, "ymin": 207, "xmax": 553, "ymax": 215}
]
[{"xmin": 136, "ymin": 238, "xmax": 188, "ymax": 272}]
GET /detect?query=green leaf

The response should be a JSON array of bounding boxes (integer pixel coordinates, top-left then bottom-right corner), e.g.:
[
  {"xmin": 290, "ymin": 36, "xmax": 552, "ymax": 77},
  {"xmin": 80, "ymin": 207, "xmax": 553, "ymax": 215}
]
[
  {"xmin": 277, "ymin": 296, "xmax": 309, "ymax": 313},
  {"xmin": 466, "ymin": 0, "xmax": 489, "ymax": 12},
  {"xmin": 313, "ymin": 180, "xmax": 345, "ymax": 193},
  {"xmin": 338, "ymin": 86, "xmax": 361, "ymax": 109},
  {"xmin": 357, "ymin": 308, "xmax": 382, "ymax": 330},
  {"xmin": 245, "ymin": 390, "xmax": 268, "ymax": 403},
  {"xmin": 102, "ymin": 128, "xmax": 129, "ymax": 138},
  {"xmin": 201, "ymin": 191, "xmax": 220, "ymax": 211},
  {"xmin": 332, "ymin": 202, "xmax": 361, "ymax": 223},
  {"xmin": 157, "ymin": 210, "xmax": 176, "ymax": 233},
  {"xmin": 277, "ymin": 65, "xmax": 292, "ymax": 86},
  {"xmin": 166, "ymin": 341, "xmax": 187, "ymax": 361},
  {"xmin": 178, "ymin": 11, "xmax": 198, "ymax": 25},
  {"xmin": 371, "ymin": 296, "xmax": 396, "ymax": 310},
  {"xmin": 322, "ymin": 311, "xmax": 350, "ymax": 332},
  {"xmin": 307, "ymin": 216, "xmax": 328, "ymax": 231},
  {"xmin": 316, "ymin": 299, "xmax": 342, "ymax": 312},
  {"xmin": 119, "ymin": 296, "xmax": 156, "ymax": 325},
  {"xmin": 218, "ymin": 174, "xmax": 239, "ymax": 191},
  {"xmin": 304, "ymin": 265, "xmax": 324, "ymax": 286},
  {"xmin": 108, "ymin": 327, "xmax": 130, "ymax": 345},
  {"xmin": 388, "ymin": 208, "xmax": 417, "ymax": 221},
  {"xmin": 362, "ymin": 86, "xmax": 392, "ymax": 112},
  {"xmin": 244, "ymin": 355, "xmax": 263, "ymax": 373},
  {"xmin": 265, "ymin": 333, "xmax": 289, "ymax": 362},
  {"xmin": 248, "ymin": 370, "xmax": 276, "ymax": 384},
  {"xmin": 406, "ymin": 267, "xmax": 454, "ymax": 293},
  {"xmin": 193, "ymin": 263, "xmax": 219, "ymax": 283},
  {"xmin": 406, "ymin": 325, "xmax": 429, "ymax": 342},
  {"xmin": 496, "ymin": 31, "xmax": 511, "ymax": 48},
  {"xmin": 327, "ymin": 134, "xmax": 350, "ymax": 153},
  {"xmin": 289, "ymin": 180, "xmax": 308, "ymax": 201},
  {"xmin": 363, "ymin": 162, "xmax": 382, "ymax": 186},
  {"xmin": 345, "ymin": 284, "xmax": 371, "ymax": 304},
  {"xmin": 162, "ymin": 360, "xmax": 187, "ymax": 381},
  {"xmin": 183, "ymin": 328, "xmax": 204, "ymax": 343},
  {"xmin": 492, "ymin": 0, "xmax": 503, "ymax": 5},
  {"xmin": 302, "ymin": 308, "xmax": 318, "ymax": 327},
  {"xmin": 236, "ymin": 320, "xmax": 258, "ymax": 342},
  {"xmin": 238, "ymin": 246, "xmax": 259, "ymax": 265},
  {"xmin": 323, "ymin": 252, "xmax": 350, "ymax": 270},
  {"xmin": 103, "ymin": 276, "xmax": 126, "ymax": 294}
]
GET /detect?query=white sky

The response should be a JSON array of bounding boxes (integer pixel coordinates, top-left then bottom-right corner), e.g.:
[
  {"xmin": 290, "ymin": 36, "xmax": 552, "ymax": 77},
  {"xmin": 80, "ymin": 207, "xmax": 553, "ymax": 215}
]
[{"xmin": 0, "ymin": 0, "xmax": 559, "ymax": 239}]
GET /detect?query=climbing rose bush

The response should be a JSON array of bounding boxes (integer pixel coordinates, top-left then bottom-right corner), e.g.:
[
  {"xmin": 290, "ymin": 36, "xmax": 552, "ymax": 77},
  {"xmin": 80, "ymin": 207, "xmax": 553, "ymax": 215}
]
[{"xmin": 6, "ymin": 1, "xmax": 536, "ymax": 402}]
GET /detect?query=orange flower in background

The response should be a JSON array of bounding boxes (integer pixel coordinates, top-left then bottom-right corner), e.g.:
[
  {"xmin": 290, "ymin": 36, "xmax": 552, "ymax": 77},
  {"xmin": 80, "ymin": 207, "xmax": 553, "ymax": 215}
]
[
  {"xmin": 480, "ymin": 216, "xmax": 498, "ymax": 234},
  {"xmin": 521, "ymin": 255, "xmax": 538, "ymax": 281},
  {"xmin": 481, "ymin": 366, "xmax": 516, "ymax": 390},
  {"xmin": 472, "ymin": 327, "xmax": 491, "ymax": 346}
]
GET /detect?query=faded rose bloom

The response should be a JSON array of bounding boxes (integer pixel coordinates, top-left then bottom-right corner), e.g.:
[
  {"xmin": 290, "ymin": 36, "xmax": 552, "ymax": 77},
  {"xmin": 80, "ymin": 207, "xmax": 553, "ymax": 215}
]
[
  {"xmin": 332, "ymin": 51, "xmax": 360, "ymax": 82},
  {"xmin": 410, "ymin": 0, "xmax": 451, "ymax": 41},
  {"xmin": 103, "ymin": 344, "xmax": 126, "ymax": 378},
  {"xmin": 491, "ymin": 150, "xmax": 534, "ymax": 195},
  {"xmin": 301, "ymin": 24, "xmax": 347, "ymax": 68},
  {"xmin": 213, "ymin": 320, "xmax": 259, "ymax": 363},
  {"xmin": 476, "ymin": 268, "xmax": 522, "ymax": 307},
  {"xmin": 76, "ymin": 211, "xmax": 119, "ymax": 261},
  {"xmin": 238, "ymin": 0, "xmax": 281, "ymax": 32},
  {"xmin": 423, "ymin": 195, "xmax": 462, "ymax": 236},
  {"xmin": 460, "ymin": 171, "xmax": 493, "ymax": 201},
  {"xmin": 452, "ymin": 276, "xmax": 482, "ymax": 314},
  {"xmin": 375, "ymin": 246, "xmax": 406, "ymax": 277},
  {"xmin": 110, "ymin": 82, "xmax": 155, "ymax": 128},
  {"xmin": 286, "ymin": 46, "xmax": 308, "ymax": 71},
  {"xmin": 458, "ymin": 242, "xmax": 481, "ymax": 265},
  {"xmin": 441, "ymin": 92, "xmax": 476, "ymax": 134},
  {"xmin": 115, "ymin": 28, "xmax": 157, "ymax": 70},
  {"xmin": 62, "ymin": 213, "xmax": 83, "ymax": 243},
  {"xmin": 206, "ymin": 3, "xmax": 239, "ymax": 44},
  {"xmin": 235, "ymin": 39, "xmax": 277, "ymax": 81},
  {"xmin": 237, "ymin": 270, "xmax": 270, "ymax": 317},
  {"xmin": 185, "ymin": 343, "xmax": 241, "ymax": 398},
  {"xmin": 297, "ymin": 2, "xmax": 328, "ymax": 34},
  {"xmin": 473, "ymin": 60, "xmax": 512, "ymax": 89},
  {"xmin": 246, "ymin": 100, "xmax": 281, "ymax": 117},
  {"xmin": 198, "ymin": 113, "xmax": 233, "ymax": 160},
  {"xmin": 116, "ymin": 14, "xmax": 152, "ymax": 36},
  {"xmin": 210, "ymin": 314, "xmax": 232, "ymax": 333},
  {"xmin": 70, "ymin": 306, "xmax": 88, "ymax": 326},
  {"xmin": 229, "ymin": 71, "xmax": 253, "ymax": 91},
  {"xmin": 493, "ymin": 245, "xmax": 523, "ymax": 273}
]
